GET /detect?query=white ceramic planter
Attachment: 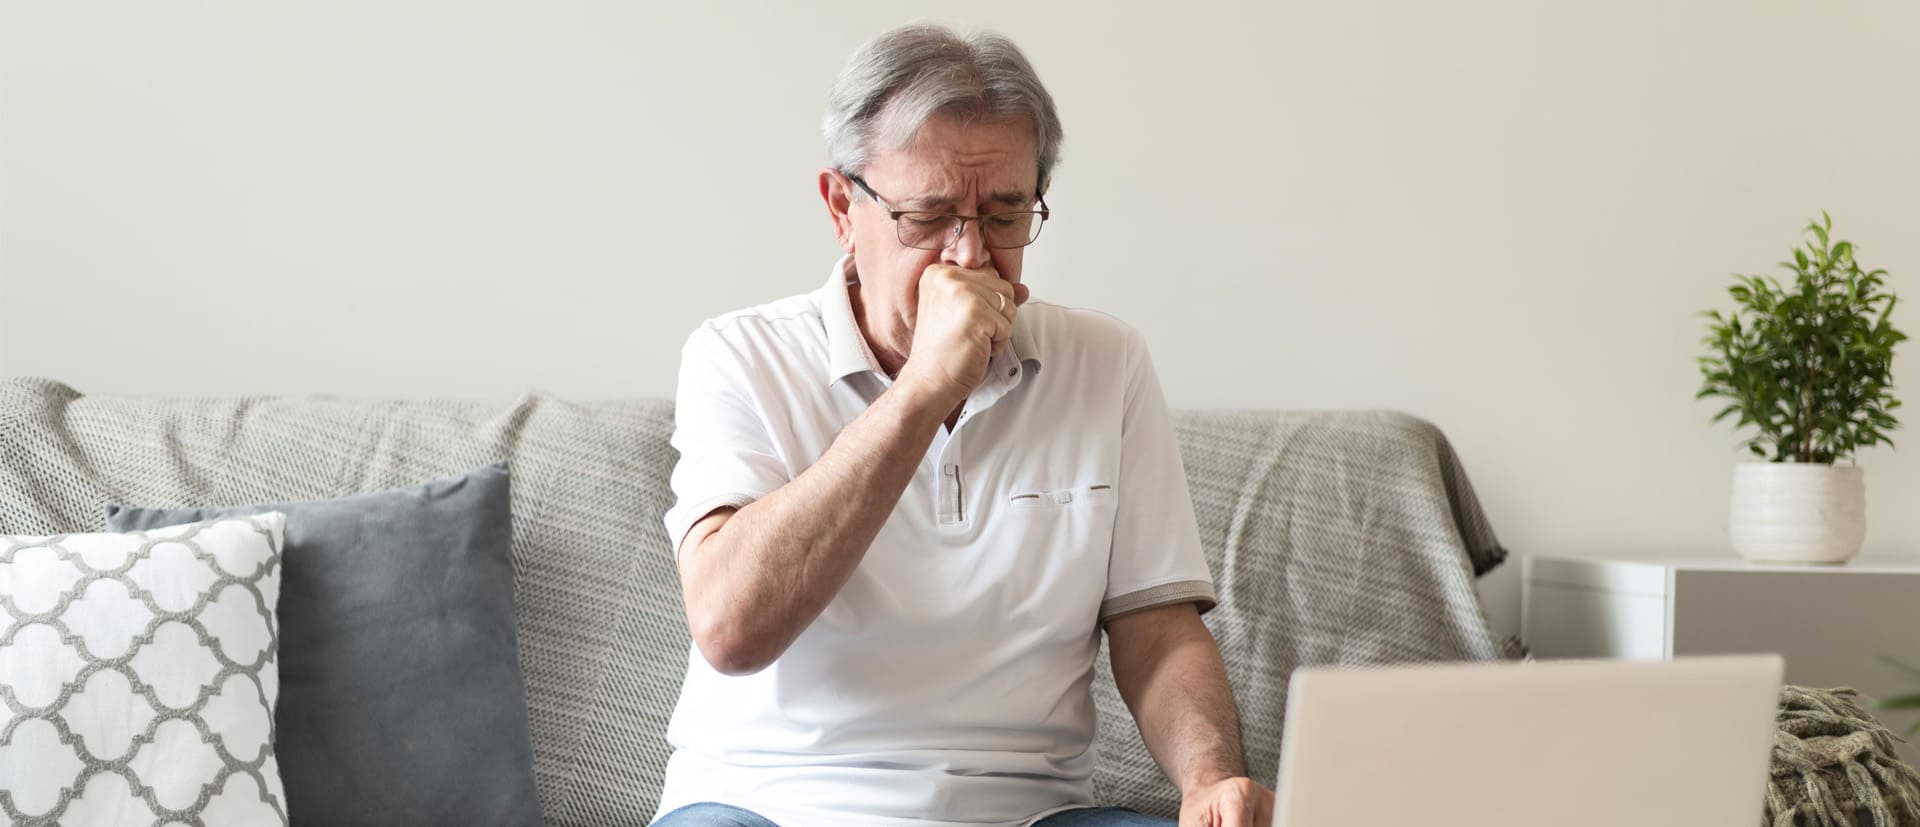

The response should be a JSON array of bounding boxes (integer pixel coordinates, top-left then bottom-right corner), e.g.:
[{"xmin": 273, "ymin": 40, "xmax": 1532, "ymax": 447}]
[{"xmin": 1729, "ymin": 462, "xmax": 1866, "ymax": 564}]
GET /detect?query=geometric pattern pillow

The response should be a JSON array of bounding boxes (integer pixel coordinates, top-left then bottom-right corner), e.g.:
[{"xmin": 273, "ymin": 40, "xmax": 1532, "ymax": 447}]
[{"xmin": 0, "ymin": 513, "xmax": 288, "ymax": 826}]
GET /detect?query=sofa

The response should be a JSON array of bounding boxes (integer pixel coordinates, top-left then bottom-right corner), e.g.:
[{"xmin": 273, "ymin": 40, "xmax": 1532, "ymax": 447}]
[{"xmin": 0, "ymin": 376, "xmax": 1514, "ymax": 823}]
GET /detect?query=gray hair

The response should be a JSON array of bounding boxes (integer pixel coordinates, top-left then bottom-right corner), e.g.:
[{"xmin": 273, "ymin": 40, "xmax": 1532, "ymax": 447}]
[{"xmin": 824, "ymin": 24, "xmax": 1063, "ymax": 193}]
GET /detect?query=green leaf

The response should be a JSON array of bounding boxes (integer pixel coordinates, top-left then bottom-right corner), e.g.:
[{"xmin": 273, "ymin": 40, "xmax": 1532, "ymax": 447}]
[{"xmin": 1880, "ymin": 694, "xmax": 1920, "ymax": 710}]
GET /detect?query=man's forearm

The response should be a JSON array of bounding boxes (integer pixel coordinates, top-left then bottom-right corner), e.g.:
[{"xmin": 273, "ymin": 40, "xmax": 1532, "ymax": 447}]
[
  {"xmin": 680, "ymin": 378, "xmax": 953, "ymax": 675},
  {"xmin": 1109, "ymin": 605, "xmax": 1248, "ymax": 794}
]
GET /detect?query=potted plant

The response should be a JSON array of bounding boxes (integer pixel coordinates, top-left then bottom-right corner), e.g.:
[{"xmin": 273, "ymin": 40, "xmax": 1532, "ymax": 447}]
[{"xmin": 1697, "ymin": 213, "xmax": 1904, "ymax": 564}]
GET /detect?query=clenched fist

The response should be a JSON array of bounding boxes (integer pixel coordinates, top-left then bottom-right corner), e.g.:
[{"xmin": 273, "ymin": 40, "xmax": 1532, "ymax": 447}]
[{"xmin": 896, "ymin": 264, "xmax": 1030, "ymax": 406}]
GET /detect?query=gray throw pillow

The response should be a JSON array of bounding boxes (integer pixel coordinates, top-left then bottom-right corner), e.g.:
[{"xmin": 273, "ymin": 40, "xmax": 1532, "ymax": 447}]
[{"xmin": 105, "ymin": 462, "xmax": 541, "ymax": 826}]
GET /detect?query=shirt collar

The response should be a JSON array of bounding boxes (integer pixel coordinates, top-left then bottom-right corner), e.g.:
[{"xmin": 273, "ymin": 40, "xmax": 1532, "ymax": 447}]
[{"xmin": 816, "ymin": 254, "xmax": 1040, "ymax": 389}]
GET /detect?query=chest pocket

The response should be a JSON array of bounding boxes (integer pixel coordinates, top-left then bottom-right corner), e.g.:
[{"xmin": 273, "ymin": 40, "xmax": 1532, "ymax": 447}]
[
  {"xmin": 1009, "ymin": 483, "xmax": 1118, "ymax": 509},
  {"xmin": 999, "ymin": 483, "xmax": 1120, "ymax": 634}
]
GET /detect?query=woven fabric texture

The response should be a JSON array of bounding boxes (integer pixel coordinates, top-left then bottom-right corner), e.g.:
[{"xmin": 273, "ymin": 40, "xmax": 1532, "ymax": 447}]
[
  {"xmin": 1765, "ymin": 686, "xmax": 1920, "ymax": 827},
  {"xmin": 0, "ymin": 377, "xmax": 1511, "ymax": 823}
]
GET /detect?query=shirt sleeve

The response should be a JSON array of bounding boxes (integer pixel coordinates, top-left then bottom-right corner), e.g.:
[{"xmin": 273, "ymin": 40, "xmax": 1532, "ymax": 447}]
[
  {"xmin": 1100, "ymin": 333, "xmax": 1219, "ymax": 623},
  {"xmin": 662, "ymin": 323, "xmax": 792, "ymax": 561}
]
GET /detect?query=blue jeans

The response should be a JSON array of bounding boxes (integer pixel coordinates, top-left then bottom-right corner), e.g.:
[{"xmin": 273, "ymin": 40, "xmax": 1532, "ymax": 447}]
[
  {"xmin": 1034, "ymin": 806, "xmax": 1176, "ymax": 826},
  {"xmin": 651, "ymin": 802, "xmax": 1174, "ymax": 826}
]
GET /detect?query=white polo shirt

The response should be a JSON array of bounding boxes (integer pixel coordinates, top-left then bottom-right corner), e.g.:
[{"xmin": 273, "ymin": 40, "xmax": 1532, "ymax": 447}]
[{"xmin": 656, "ymin": 256, "xmax": 1217, "ymax": 827}]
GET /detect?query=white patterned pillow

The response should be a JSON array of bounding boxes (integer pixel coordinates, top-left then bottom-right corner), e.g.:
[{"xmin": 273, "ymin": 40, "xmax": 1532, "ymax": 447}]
[{"xmin": 0, "ymin": 513, "xmax": 288, "ymax": 825}]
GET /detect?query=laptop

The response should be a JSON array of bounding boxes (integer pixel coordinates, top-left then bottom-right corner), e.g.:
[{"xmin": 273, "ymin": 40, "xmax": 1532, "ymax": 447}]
[{"xmin": 1271, "ymin": 654, "xmax": 1784, "ymax": 826}]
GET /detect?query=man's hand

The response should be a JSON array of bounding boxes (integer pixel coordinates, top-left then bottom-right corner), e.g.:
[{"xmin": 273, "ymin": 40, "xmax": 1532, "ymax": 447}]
[
  {"xmin": 896, "ymin": 264, "xmax": 1028, "ymax": 404},
  {"xmin": 1179, "ymin": 776, "xmax": 1275, "ymax": 827}
]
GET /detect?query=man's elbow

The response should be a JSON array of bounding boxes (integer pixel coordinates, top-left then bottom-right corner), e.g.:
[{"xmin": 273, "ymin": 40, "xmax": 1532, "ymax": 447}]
[{"xmin": 689, "ymin": 609, "xmax": 779, "ymax": 677}]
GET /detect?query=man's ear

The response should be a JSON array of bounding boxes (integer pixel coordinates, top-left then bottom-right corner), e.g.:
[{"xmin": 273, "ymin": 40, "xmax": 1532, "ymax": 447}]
[{"xmin": 819, "ymin": 169, "xmax": 856, "ymax": 254}]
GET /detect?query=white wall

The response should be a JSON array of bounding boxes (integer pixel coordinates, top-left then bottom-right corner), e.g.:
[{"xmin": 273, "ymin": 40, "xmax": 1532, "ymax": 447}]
[{"xmin": 6, "ymin": 2, "xmax": 1920, "ymax": 596}]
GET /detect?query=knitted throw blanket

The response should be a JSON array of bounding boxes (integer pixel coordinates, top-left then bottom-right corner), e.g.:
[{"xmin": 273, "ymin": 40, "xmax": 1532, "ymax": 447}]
[{"xmin": 1767, "ymin": 687, "xmax": 1920, "ymax": 827}]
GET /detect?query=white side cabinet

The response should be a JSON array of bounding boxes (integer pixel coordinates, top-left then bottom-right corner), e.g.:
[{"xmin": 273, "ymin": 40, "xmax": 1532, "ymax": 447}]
[{"xmin": 1523, "ymin": 554, "xmax": 1920, "ymax": 768}]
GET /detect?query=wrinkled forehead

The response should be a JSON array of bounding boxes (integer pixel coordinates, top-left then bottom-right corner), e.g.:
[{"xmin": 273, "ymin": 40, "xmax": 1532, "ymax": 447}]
[{"xmin": 867, "ymin": 111, "xmax": 1041, "ymax": 208}]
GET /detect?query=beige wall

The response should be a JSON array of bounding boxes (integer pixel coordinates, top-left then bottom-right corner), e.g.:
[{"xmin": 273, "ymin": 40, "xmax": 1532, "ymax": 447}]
[{"xmin": 6, "ymin": 1, "xmax": 1920, "ymax": 602}]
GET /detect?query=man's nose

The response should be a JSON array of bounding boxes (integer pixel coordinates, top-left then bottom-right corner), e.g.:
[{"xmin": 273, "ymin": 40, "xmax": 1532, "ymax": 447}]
[{"xmin": 942, "ymin": 218, "xmax": 988, "ymax": 270}]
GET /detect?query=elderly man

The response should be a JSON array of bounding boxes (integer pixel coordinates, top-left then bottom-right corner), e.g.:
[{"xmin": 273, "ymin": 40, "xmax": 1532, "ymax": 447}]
[{"xmin": 653, "ymin": 23, "xmax": 1275, "ymax": 827}]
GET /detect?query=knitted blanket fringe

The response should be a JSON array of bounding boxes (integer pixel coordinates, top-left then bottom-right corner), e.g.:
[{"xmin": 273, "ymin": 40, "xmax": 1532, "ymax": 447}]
[{"xmin": 1767, "ymin": 687, "xmax": 1920, "ymax": 827}]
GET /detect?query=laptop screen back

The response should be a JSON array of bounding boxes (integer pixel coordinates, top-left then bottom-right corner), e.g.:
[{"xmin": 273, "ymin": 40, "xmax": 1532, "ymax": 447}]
[{"xmin": 1271, "ymin": 655, "xmax": 1782, "ymax": 827}]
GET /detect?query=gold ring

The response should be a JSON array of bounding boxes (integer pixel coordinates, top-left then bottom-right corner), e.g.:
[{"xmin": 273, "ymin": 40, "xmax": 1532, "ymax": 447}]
[{"xmin": 996, "ymin": 293, "xmax": 1006, "ymax": 312}]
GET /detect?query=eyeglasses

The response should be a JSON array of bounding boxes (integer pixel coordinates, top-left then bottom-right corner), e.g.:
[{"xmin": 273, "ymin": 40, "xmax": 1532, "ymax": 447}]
[{"xmin": 846, "ymin": 173, "xmax": 1050, "ymax": 251}]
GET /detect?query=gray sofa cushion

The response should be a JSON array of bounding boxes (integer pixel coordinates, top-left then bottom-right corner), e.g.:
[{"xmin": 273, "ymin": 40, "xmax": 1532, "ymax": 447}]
[
  {"xmin": 0, "ymin": 377, "xmax": 1512, "ymax": 823},
  {"xmin": 104, "ymin": 462, "xmax": 541, "ymax": 826}
]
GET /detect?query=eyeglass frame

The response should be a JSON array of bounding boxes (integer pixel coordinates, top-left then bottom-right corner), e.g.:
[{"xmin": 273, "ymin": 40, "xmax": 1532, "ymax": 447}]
[{"xmin": 843, "ymin": 171, "xmax": 1051, "ymax": 250}]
